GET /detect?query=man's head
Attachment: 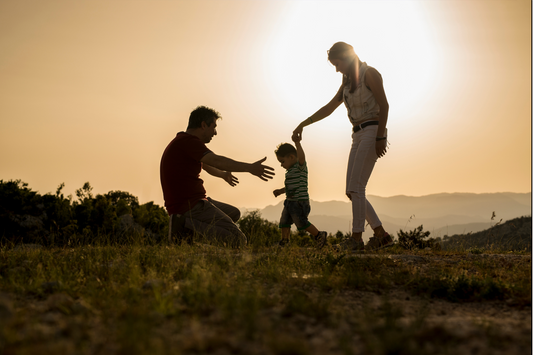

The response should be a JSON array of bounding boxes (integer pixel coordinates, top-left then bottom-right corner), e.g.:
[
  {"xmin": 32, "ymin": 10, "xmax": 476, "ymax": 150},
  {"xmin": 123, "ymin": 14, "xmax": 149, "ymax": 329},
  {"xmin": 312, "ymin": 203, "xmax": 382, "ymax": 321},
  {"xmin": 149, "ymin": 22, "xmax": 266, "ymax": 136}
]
[
  {"xmin": 186, "ymin": 106, "xmax": 221, "ymax": 143},
  {"xmin": 275, "ymin": 143, "xmax": 297, "ymax": 170}
]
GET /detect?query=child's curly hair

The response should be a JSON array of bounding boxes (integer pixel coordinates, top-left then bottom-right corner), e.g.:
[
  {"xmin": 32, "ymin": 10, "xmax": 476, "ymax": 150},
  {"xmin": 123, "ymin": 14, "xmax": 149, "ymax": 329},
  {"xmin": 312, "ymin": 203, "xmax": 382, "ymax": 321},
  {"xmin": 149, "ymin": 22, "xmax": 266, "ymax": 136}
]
[{"xmin": 275, "ymin": 143, "xmax": 297, "ymax": 157}]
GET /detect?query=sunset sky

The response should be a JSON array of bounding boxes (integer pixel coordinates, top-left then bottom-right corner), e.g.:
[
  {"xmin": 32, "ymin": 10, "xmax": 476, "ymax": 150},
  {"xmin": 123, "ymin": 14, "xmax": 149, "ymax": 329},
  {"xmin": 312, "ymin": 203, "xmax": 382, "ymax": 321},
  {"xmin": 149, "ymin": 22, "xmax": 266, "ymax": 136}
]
[{"xmin": 1, "ymin": 0, "xmax": 531, "ymax": 210}]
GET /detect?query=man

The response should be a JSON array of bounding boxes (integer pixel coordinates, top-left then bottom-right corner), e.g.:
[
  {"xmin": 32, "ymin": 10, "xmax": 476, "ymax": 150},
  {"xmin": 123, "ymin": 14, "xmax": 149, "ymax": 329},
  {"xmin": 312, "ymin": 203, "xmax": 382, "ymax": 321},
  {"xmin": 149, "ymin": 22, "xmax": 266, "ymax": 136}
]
[{"xmin": 160, "ymin": 106, "xmax": 275, "ymax": 247}]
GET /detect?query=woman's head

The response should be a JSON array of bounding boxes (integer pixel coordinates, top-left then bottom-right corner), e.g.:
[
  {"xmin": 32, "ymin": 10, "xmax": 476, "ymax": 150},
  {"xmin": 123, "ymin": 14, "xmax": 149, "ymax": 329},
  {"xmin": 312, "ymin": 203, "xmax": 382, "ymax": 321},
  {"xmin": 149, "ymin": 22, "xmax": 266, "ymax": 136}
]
[
  {"xmin": 328, "ymin": 42, "xmax": 360, "ymax": 94},
  {"xmin": 327, "ymin": 42, "xmax": 357, "ymax": 63}
]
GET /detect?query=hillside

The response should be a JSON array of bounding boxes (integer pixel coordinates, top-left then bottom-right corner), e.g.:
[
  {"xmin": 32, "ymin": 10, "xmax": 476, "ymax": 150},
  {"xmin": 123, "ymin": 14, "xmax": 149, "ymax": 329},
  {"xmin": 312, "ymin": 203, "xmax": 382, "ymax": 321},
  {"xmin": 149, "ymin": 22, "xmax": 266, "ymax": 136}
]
[{"xmin": 441, "ymin": 216, "xmax": 532, "ymax": 251}]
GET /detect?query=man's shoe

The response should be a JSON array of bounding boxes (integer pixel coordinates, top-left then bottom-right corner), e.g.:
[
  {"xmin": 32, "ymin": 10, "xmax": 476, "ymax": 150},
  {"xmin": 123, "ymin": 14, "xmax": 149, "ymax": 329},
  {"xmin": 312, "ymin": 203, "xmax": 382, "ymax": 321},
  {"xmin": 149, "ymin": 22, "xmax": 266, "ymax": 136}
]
[
  {"xmin": 169, "ymin": 213, "xmax": 193, "ymax": 245},
  {"xmin": 334, "ymin": 237, "xmax": 365, "ymax": 253},
  {"xmin": 314, "ymin": 231, "xmax": 327, "ymax": 249},
  {"xmin": 366, "ymin": 232, "xmax": 394, "ymax": 250},
  {"xmin": 278, "ymin": 238, "xmax": 290, "ymax": 247}
]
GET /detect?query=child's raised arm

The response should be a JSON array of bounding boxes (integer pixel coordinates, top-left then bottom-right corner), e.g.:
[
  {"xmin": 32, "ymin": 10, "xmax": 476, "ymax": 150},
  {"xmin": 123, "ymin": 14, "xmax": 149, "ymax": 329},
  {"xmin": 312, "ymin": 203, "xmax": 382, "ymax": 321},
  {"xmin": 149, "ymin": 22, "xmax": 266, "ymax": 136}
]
[{"xmin": 292, "ymin": 134, "xmax": 306, "ymax": 165}]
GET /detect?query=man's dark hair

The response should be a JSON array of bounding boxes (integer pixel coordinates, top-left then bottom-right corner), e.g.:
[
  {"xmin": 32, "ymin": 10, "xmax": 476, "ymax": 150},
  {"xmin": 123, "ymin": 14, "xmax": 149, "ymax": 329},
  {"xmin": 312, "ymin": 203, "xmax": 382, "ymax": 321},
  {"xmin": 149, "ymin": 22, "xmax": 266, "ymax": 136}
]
[
  {"xmin": 187, "ymin": 106, "xmax": 221, "ymax": 129},
  {"xmin": 275, "ymin": 143, "xmax": 297, "ymax": 157}
]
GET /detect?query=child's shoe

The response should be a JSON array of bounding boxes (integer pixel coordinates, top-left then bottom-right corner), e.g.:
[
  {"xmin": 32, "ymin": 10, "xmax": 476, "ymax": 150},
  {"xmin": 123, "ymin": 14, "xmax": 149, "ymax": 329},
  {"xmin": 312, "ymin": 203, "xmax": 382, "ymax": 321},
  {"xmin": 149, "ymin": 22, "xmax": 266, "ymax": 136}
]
[
  {"xmin": 278, "ymin": 238, "xmax": 290, "ymax": 247},
  {"xmin": 314, "ymin": 231, "xmax": 327, "ymax": 249},
  {"xmin": 366, "ymin": 232, "xmax": 394, "ymax": 250}
]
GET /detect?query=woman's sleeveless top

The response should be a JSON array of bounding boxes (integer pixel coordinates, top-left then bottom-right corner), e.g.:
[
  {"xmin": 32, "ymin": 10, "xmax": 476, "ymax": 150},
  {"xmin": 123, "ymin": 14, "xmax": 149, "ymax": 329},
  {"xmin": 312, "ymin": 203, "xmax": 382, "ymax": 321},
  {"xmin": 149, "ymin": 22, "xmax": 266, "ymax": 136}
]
[{"xmin": 343, "ymin": 62, "xmax": 382, "ymax": 126}]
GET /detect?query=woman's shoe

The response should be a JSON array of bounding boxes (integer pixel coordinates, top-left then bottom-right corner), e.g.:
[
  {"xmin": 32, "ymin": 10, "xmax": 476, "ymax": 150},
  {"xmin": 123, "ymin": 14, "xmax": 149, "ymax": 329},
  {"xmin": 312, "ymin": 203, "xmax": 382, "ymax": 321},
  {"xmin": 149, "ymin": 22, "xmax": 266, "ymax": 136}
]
[{"xmin": 366, "ymin": 232, "xmax": 394, "ymax": 250}]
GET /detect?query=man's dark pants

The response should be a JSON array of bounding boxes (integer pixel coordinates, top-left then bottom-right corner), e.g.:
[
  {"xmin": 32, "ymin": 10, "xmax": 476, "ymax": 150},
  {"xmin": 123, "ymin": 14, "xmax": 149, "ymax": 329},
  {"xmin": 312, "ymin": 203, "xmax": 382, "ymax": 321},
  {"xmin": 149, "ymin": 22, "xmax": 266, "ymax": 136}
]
[{"xmin": 169, "ymin": 197, "xmax": 246, "ymax": 248}]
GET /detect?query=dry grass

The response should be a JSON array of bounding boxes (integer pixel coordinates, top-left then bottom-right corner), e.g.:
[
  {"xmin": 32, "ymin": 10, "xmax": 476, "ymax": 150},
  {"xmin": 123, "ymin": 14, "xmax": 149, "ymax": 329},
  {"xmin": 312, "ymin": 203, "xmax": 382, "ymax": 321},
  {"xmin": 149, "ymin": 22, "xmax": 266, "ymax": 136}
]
[{"xmin": 0, "ymin": 241, "xmax": 531, "ymax": 355}]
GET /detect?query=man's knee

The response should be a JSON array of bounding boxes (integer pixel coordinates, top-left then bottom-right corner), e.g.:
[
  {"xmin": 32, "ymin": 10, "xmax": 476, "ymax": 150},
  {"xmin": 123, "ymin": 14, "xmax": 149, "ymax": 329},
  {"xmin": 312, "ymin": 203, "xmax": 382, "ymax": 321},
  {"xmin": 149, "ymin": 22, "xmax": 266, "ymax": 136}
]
[{"xmin": 227, "ymin": 208, "xmax": 240, "ymax": 223}]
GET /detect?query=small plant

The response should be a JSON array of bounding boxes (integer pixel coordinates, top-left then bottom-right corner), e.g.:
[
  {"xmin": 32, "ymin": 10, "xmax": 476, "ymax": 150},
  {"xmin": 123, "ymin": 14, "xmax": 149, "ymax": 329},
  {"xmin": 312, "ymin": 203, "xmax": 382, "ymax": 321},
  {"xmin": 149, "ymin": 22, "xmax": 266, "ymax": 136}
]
[
  {"xmin": 237, "ymin": 210, "xmax": 280, "ymax": 247},
  {"xmin": 328, "ymin": 230, "xmax": 351, "ymax": 245},
  {"xmin": 467, "ymin": 247, "xmax": 484, "ymax": 254},
  {"xmin": 397, "ymin": 225, "xmax": 440, "ymax": 250}
]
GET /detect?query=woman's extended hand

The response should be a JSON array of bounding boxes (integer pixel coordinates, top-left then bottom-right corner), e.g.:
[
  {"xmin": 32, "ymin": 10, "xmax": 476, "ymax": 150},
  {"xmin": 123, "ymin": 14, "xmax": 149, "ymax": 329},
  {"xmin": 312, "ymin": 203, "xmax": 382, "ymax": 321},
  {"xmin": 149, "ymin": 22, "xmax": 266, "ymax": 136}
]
[
  {"xmin": 292, "ymin": 125, "xmax": 303, "ymax": 141},
  {"xmin": 376, "ymin": 140, "xmax": 388, "ymax": 158}
]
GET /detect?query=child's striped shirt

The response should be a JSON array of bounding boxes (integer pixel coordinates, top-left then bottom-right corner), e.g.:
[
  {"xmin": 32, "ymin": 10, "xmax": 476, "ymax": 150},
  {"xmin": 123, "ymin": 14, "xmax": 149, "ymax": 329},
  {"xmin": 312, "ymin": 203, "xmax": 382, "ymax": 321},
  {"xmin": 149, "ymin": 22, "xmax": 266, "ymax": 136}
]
[{"xmin": 285, "ymin": 162, "xmax": 309, "ymax": 201}]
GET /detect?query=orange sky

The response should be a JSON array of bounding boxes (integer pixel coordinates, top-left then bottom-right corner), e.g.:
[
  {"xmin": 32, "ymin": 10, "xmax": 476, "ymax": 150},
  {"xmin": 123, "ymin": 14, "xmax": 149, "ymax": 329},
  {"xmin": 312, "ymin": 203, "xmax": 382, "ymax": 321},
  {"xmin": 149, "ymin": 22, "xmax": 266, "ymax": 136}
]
[{"xmin": 0, "ymin": 0, "xmax": 530, "ymax": 209}]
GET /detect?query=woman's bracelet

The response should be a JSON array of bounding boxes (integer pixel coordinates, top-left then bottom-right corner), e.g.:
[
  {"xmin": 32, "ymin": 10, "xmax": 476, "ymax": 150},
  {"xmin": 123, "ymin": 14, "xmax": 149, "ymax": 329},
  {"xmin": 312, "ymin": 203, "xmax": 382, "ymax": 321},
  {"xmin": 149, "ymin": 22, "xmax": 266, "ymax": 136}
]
[{"xmin": 376, "ymin": 136, "xmax": 387, "ymax": 141}]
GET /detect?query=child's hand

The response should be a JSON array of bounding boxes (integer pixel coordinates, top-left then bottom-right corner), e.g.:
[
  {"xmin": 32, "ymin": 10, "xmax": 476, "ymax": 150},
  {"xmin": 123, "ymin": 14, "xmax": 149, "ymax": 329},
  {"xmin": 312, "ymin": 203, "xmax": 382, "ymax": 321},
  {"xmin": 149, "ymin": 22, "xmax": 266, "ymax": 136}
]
[
  {"xmin": 273, "ymin": 189, "xmax": 284, "ymax": 197},
  {"xmin": 291, "ymin": 132, "xmax": 301, "ymax": 143}
]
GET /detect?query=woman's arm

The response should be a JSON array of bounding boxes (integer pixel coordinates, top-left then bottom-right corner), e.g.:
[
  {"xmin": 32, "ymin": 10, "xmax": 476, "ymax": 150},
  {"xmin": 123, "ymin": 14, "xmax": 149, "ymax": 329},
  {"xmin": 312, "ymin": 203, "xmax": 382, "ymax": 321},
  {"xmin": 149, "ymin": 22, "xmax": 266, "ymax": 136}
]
[
  {"xmin": 365, "ymin": 67, "xmax": 389, "ymax": 158},
  {"xmin": 293, "ymin": 84, "xmax": 344, "ymax": 139}
]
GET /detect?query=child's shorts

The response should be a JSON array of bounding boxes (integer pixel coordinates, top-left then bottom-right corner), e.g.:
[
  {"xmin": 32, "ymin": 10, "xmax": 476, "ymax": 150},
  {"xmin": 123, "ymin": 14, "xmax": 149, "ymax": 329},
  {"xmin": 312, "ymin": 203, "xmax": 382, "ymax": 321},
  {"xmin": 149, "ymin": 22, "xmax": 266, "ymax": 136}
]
[{"xmin": 279, "ymin": 200, "xmax": 312, "ymax": 231}]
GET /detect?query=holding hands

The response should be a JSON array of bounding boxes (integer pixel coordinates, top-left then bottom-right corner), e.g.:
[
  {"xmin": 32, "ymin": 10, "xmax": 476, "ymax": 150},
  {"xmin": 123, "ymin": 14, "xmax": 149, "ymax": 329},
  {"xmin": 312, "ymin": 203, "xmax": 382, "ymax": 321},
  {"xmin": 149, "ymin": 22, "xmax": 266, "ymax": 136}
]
[
  {"xmin": 292, "ymin": 126, "xmax": 303, "ymax": 142},
  {"xmin": 291, "ymin": 130, "xmax": 302, "ymax": 143}
]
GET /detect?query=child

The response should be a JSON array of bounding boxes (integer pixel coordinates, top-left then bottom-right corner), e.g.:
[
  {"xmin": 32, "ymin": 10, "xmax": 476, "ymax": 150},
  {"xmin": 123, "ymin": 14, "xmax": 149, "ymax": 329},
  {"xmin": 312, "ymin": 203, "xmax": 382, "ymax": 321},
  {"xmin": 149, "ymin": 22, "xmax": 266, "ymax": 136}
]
[{"xmin": 273, "ymin": 134, "xmax": 327, "ymax": 249}]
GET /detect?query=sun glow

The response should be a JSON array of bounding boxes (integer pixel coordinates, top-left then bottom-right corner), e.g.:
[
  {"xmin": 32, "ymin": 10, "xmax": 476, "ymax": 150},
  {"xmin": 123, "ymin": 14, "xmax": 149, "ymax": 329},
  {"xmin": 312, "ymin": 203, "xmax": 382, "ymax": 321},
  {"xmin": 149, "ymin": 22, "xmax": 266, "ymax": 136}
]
[{"xmin": 263, "ymin": 1, "xmax": 440, "ymax": 134}]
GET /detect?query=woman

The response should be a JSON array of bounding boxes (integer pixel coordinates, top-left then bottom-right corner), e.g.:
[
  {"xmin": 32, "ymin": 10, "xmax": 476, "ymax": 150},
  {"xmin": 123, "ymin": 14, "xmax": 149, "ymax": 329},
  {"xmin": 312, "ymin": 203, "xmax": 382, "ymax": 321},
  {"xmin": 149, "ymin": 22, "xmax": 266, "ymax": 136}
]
[{"xmin": 292, "ymin": 41, "xmax": 393, "ymax": 252}]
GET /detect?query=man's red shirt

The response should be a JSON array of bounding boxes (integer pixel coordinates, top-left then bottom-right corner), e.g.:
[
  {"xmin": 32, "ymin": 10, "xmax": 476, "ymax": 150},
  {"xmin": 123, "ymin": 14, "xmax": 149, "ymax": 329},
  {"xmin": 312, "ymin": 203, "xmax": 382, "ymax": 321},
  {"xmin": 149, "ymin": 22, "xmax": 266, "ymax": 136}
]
[{"xmin": 160, "ymin": 132, "xmax": 212, "ymax": 215}]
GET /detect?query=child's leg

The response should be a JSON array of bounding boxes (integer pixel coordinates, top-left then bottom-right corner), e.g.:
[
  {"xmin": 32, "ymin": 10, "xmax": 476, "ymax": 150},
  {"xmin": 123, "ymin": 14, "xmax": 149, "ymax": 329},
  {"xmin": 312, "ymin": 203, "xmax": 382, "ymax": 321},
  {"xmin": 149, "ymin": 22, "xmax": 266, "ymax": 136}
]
[
  {"xmin": 305, "ymin": 224, "xmax": 319, "ymax": 237},
  {"xmin": 281, "ymin": 227, "xmax": 290, "ymax": 240},
  {"xmin": 307, "ymin": 223, "xmax": 327, "ymax": 249}
]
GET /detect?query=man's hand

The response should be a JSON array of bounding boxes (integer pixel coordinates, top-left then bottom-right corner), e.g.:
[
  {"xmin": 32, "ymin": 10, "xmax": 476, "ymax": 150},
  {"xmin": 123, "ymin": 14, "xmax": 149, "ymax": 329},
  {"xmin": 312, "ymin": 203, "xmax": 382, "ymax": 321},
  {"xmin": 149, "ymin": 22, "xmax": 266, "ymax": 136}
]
[
  {"xmin": 223, "ymin": 171, "xmax": 239, "ymax": 187},
  {"xmin": 250, "ymin": 157, "xmax": 275, "ymax": 181}
]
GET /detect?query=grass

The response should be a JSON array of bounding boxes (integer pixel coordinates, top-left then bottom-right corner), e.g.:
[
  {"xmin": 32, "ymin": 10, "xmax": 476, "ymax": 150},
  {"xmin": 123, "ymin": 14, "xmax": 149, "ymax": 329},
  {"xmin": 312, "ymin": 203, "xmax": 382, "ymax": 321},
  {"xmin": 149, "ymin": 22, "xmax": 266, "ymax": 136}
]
[{"xmin": 0, "ymin": 238, "xmax": 531, "ymax": 355}]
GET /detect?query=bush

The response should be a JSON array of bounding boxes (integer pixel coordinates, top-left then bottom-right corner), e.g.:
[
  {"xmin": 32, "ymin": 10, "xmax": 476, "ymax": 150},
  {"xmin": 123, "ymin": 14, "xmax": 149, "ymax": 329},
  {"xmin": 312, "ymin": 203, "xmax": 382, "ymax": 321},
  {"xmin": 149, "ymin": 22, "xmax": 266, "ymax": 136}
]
[
  {"xmin": 237, "ymin": 210, "xmax": 280, "ymax": 247},
  {"xmin": 329, "ymin": 230, "xmax": 352, "ymax": 246},
  {"xmin": 397, "ymin": 225, "xmax": 440, "ymax": 250},
  {"xmin": 0, "ymin": 180, "xmax": 168, "ymax": 246}
]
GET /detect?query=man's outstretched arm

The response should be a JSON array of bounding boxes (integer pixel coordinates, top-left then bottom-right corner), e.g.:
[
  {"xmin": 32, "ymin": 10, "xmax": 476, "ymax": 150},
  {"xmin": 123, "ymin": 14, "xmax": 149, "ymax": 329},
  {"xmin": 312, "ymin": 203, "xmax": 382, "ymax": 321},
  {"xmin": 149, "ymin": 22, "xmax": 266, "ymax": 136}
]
[
  {"xmin": 201, "ymin": 152, "xmax": 274, "ymax": 181},
  {"xmin": 201, "ymin": 152, "xmax": 275, "ymax": 181},
  {"xmin": 203, "ymin": 164, "xmax": 239, "ymax": 187}
]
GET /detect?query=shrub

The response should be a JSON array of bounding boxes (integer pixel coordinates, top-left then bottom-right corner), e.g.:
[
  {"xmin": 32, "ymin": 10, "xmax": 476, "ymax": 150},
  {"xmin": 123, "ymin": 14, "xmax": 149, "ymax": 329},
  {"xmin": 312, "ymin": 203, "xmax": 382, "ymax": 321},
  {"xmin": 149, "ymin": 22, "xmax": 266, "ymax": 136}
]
[
  {"xmin": 397, "ymin": 225, "xmax": 440, "ymax": 250},
  {"xmin": 237, "ymin": 210, "xmax": 280, "ymax": 247},
  {"xmin": 0, "ymin": 180, "xmax": 168, "ymax": 246}
]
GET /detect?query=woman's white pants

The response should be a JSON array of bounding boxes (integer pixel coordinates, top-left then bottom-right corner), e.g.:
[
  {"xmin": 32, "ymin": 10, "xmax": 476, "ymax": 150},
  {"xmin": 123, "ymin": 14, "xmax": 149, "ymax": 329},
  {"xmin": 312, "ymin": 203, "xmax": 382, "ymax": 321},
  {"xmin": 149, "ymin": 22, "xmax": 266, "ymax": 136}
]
[{"xmin": 346, "ymin": 125, "xmax": 382, "ymax": 233}]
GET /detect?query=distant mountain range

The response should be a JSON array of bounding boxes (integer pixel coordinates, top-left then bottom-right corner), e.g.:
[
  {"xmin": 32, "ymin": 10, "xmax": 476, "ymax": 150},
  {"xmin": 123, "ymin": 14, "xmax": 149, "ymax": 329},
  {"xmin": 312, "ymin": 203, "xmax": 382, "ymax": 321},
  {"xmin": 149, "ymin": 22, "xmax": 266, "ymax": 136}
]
[{"xmin": 240, "ymin": 193, "xmax": 532, "ymax": 242}]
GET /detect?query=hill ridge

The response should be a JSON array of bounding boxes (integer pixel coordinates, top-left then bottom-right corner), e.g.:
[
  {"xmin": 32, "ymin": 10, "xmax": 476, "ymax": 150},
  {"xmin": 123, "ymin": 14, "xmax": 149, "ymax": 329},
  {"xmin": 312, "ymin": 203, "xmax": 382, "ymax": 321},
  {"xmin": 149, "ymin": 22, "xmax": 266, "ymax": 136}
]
[{"xmin": 241, "ymin": 192, "xmax": 531, "ymax": 241}]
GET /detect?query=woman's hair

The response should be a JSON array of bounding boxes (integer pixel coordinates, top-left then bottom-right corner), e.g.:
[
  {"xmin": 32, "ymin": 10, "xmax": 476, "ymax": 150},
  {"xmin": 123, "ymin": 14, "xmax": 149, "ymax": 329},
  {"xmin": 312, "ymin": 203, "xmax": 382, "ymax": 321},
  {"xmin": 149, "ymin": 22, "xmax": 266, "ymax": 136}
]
[
  {"xmin": 327, "ymin": 42, "xmax": 360, "ymax": 99},
  {"xmin": 275, "ymin": 143, "xmax": 297, "ymax": 157},
  {"xmin": 187, "ymin": 106, "xmax": 221, "ymax": 129}
]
